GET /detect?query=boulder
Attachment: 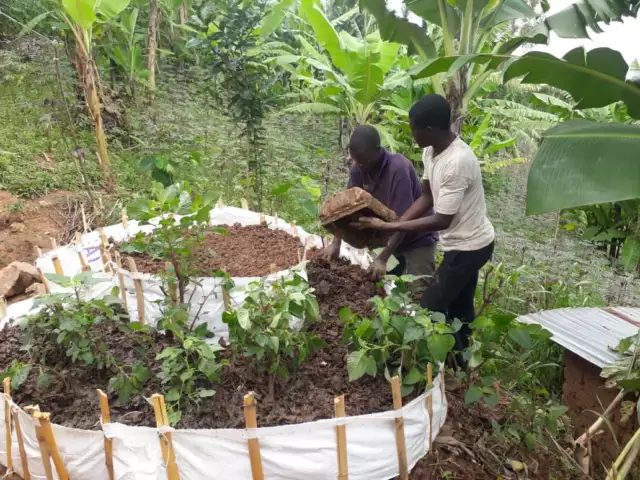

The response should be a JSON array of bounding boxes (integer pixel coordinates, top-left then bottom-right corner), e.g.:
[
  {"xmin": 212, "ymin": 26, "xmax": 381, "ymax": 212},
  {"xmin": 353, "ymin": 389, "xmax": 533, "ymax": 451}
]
[
  {"xmin": 9, "ymin": 222, "xmax": 26, "ymax": 233},
  {"xmin": 0, "ymin": 262, "xmax": 41, "ymax": 298}
]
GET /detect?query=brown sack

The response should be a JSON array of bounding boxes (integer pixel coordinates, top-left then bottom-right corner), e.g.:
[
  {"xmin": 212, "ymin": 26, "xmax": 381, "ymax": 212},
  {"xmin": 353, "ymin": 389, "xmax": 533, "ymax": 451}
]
[{"xmin": 320, "ymin": 187, "xmax": 398, "ymax": 249}]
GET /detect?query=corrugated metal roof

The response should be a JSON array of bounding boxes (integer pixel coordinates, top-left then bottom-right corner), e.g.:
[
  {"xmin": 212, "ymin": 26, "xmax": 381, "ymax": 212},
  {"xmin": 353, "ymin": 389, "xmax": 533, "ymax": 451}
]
[{"xmin": 518, "ymin": 307, "xmax": 640, "ymax": 368}]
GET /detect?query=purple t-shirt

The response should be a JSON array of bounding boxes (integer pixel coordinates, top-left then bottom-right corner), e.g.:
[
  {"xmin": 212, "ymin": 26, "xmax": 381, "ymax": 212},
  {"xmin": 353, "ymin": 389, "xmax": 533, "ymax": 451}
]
[{"xmin": 348, "ymin": 149, "xmax": 438, "ymax": 253}]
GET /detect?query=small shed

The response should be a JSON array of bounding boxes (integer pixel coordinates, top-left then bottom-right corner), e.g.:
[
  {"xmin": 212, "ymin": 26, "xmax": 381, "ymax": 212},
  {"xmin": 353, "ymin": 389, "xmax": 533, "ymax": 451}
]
[{"xmin": 519, "ymin": 307, "xmax": 640, "ymax": 476}]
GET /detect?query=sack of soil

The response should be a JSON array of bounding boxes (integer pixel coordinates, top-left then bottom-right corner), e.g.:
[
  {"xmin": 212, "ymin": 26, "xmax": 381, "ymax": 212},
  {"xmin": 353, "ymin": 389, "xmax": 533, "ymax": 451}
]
[{"xmin": 320, "ymin": 187, "xmax": 398, "ymax": 249}]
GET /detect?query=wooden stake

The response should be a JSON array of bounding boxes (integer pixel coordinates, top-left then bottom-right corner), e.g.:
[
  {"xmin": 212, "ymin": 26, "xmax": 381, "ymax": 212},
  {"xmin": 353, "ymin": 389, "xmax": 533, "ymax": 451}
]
[
  {"xmin": 97, "ymin": 390, "xmax": 114, "ymax": 480},
  {"xmin": 34, "ymin": 245, "xmax": 43, "ymax": 258},
  {"xmin": 49, "ymin": 237, "xmax": 57, "ymax": 250},
  {"xmin": 426, "ymin": 364, "xmax": 433, "ymax": 452},
  {"xmin": 291, "ymin": 220, "xmax": 297, "ymax": 235},
  {"xmin": 3, "ymin": 377, "xmax": 12, "ymax": 471},
  {"xmin": 391, "ymin": 377, "xmax": 409, "ymax": 480},
  {"xmin": 259, "ymin": 213, "xmax": 266, "ymax": 225},
  {"xmin": 33, "ymin": 412, "xmax": 69, "ymax": 480},
  {"xmin": 121, "ymin": 207, "xmax": 128, "ymax": 229},
  {"xmin": 99, "ymin": 229, "xmax": 112, "ymax": 274},
  {"xmin": 81, "ymin": 204, "xmax": 88, "ymax": 232},
  {"xmin": 241, "ymin": 198, "xmax": 249, "ymax": 210},
  {"xmin": 274, "ymin": 212, "xmax": 278, "ymax": 225},
  {"xmin": 243, "ymin": 392, "xmax": 264, "ymax": 480},
  {"xmin": 270, "ymin": 263, "xmax": 277, "ymax": 274},
  {"xmin": 37, "ymin": 267, "xmax": 50, "ymax": 294},
  {"xmin": 12, "ymin": 407, "xmax": 30, "ymax": 480},
  {"xmin": 151, "ymin": 394, "xmax": 179, "ymax": 480},
  {"xmin": 216, "ymin": 198, "xmax": 223, "ymax": 209},
  {"xmin": 77, "ymin": 250, "xmax": 90, "ymax": 272},
  {"xmin": 113, "ymin": 252, "xmax": 128, "ymax": 310},
  {"xmin": 51, "ymin": 256, "xmax": 63, "ymax": 276},
  {"xmin": 33, "ymin": 415, "xmax": 54, "ymax": 480},
  {"xmin": 127, "ymin": 257, "xmax": 145, "ymax": 325},
  {"xmin": 335, "ymin": 395, "xmax": 348, "ymax": 480}
]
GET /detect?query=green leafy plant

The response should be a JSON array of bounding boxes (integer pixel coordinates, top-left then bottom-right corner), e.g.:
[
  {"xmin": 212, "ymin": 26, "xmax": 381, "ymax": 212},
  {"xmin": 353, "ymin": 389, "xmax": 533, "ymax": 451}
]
[
  {"xmin": 22, "ymin": 271, "xmax": 152, "ymax": 405},
  {"xmin": 222, "ymin": 273, "xmax": 325, "ymax": 400},
  {"xmin": 156, "ymin": 321, "xmax": 225, "ymax": 424},
  {"xmin": 340, "ymin": 276, "xmax": 459, "ymax": 396},
  {"xmin": 0, "ymin": 360, "xmax": 32, "ymax": 391},
  {"xmin": 124, "ymin": 183, "xmax": 223, "ymax": 304}
]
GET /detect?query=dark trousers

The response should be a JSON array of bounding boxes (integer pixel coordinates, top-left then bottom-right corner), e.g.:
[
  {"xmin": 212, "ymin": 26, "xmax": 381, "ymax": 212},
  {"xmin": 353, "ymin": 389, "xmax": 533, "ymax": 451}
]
[{"xmin": 420, "ymin": 241, "xmax": 494, "ymax": 353}]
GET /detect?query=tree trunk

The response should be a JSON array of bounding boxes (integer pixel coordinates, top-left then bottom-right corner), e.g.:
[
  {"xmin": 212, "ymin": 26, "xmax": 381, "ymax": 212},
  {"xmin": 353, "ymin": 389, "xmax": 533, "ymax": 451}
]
[
  {"xmin": 73, "ymin": 26, "xmax": 115, "ymax": 193},
  {"xmin": 147, "ymin": 0, "xmax": 160, "ymax": 101},
  {"xmin": 179, "ymin": 2, "xmax": 188, "ymax": 24}
]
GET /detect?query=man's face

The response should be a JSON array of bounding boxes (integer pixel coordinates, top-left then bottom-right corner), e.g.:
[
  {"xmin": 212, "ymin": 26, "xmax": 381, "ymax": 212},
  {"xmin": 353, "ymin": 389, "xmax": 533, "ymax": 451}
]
[
  {"xmin": 410, "ymin": 122, "xmax": 436, "ymax": 148},
  {"xmin": 349, "ymin": 146, "xmax": 380, "ymax": 173}
]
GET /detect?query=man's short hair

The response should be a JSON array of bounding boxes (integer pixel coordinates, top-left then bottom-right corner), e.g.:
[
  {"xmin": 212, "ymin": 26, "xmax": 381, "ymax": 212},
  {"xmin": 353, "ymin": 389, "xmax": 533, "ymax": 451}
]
[
  {"xmin": 409, "ymin": 94, "xmax": 451, "ymax": 130},
  {"xmin": 349, "ymin": 125, "xmax": 381, "ymax": 151}
]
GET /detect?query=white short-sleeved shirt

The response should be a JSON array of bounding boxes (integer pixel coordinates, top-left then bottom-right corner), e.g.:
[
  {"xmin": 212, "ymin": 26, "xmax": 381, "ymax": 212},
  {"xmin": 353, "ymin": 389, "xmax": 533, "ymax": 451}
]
[{"xmin": 422, "ymin": 138, "xmax": 495, "ymax": 251}]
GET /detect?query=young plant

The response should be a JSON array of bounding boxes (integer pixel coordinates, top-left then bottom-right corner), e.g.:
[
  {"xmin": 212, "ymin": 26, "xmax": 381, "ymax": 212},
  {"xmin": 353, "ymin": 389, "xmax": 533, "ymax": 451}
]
[
  {"xmin": 155, "ymin": 322, "xmax": 225, "ymax": 425},
  {"xmin": 340, "ymin": 276, "xmax": 459, "ymax": 396},
  {"xmin": 124, "ymin": 183, "xmax": 224, "ymax": 305},
  {"xmin": 222, "ymin": 273, "xmax": 326, "ymax": 400},
  {"xmin": 22, "ymin": 272, "xmax": 152, "ymax": 405}
]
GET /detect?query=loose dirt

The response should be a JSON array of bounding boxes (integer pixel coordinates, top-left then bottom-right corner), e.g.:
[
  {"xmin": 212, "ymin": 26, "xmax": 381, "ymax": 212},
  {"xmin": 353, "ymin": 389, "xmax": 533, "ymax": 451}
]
[
  {"xmin": 0, "ymin": 190, "xmax": 78, "ymax": 270},
  {"xmin": 121, "ymin": 224, "xmax": 304, "ymax": 277}
]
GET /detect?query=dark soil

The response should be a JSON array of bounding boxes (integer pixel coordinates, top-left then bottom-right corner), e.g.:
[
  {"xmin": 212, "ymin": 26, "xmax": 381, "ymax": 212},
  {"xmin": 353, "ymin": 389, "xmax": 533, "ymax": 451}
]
[
  {"xmin": 0, "ymin": 257, "xmax": 395, "ymax": 430},
  {"xmin": 122, "ymin": 224, "xmax": 303, "ymax": 277}
]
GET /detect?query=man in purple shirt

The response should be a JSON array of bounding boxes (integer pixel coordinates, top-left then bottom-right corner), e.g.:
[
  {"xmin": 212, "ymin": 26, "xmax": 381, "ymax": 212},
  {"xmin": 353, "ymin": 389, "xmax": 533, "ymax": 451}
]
[{"xmin": 323, "ymin": 125, "xmax": 438, "ymax": 288}]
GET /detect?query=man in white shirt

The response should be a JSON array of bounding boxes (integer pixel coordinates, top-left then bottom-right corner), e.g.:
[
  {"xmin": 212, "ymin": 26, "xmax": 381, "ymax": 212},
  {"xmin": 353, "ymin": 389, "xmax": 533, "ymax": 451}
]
[{"xmin": 353, "ymin": 94, "xmax": 495, "ymax": 363}]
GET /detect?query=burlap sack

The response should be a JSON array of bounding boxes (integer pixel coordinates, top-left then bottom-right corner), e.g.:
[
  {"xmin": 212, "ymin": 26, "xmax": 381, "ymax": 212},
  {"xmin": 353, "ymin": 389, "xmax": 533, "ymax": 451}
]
[{"xmin": 320, "ymin": 187, "xmax": 398, "ymax": 249}]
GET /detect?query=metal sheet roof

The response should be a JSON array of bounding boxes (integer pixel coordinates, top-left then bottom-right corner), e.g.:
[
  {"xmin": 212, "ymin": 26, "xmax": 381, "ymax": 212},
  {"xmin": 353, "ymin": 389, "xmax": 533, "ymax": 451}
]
[{"xmin": 518, "ymin": 307, "xmax": 640, "ymax": 368}]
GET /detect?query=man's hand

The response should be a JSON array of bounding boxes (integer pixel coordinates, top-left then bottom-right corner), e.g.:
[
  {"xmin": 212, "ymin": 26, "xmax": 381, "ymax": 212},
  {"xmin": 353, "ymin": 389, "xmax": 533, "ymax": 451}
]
[
  {"xmin": 351, "ymin": 216, "xmax": 389, "ymax": 230},
  {"xmin": 321, "ymin": 240, "xmax": 340, "ymax": 261},
  {"xmin": 367, "ymin": 257, "xmax": 387, "ymax": 281}
]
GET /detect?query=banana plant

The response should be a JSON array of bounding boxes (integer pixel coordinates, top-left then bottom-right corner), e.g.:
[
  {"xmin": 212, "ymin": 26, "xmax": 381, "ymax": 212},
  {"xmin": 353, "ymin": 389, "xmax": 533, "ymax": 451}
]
[
  {"xmin": 274, "ymin": 0, "xmax": 409, "ymax": 149},
  {"xmin": 362, "ymin": 0, "xmax": 640, "ymax": 127}
]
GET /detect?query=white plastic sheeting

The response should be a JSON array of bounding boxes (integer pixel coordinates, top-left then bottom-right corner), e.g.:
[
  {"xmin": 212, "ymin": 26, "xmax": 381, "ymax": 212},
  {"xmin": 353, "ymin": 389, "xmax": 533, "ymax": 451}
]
[
  {"xmin": 2, "ymin": 206, "xmax": 371, "ymax": 334},
  {"xmin": 1, "ymin": 375, "xmax": 447, "ymax": 479}
]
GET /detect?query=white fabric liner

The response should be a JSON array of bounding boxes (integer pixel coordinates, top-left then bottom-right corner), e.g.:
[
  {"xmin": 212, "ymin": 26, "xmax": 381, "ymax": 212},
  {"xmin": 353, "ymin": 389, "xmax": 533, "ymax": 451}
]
[{"xmin": 1, "ymin": 206, "xmax": 449, "ymax": 478}]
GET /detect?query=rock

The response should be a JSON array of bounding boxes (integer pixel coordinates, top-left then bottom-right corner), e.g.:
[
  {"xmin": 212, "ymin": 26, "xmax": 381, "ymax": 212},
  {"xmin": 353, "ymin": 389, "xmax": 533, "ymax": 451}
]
[
  {"xmin": 0, "ymin": 262, "xmax": 41, "ymax": 298},
  {"xmin": 9, "ymin": 222, "xmax": 26, "ymax": 233},
  {"xmin": 25, "ymin": 282, "xmax": 43, "ymax": 295},
  {"xmin": 38, "ymin": 200, "xmax": 52, "ymax": 208}
]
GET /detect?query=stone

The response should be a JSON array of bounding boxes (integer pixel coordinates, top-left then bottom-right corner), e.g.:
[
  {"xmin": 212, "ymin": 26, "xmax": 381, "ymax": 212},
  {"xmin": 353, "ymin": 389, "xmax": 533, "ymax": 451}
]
[
  {"xmin": 0, "ymin": 261, "xmax": 41, "ymax": 298},
  {"xmin": 9, "ymin": 222, "xmax": 26, "ymax": 233},
  {"xmin": 25, "ymin": 282, "xmax": 44, "ymax": 295}
]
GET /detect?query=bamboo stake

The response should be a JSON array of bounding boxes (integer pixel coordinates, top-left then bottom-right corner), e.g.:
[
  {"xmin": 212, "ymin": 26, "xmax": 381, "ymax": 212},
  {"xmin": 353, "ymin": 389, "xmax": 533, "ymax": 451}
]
[
  {"xmin": 426, "ymin": 364, "xmax": 433, "ymax": 452},
  {"xmin": 151, "ymin": 394, "xmax": 179, "ymax": 480},
  {"xmin": 121, "ymin": 208, "xmax": 128, "ymax": 229},
  {"xmin": 112, "ymin": 252, "xmax": 128, "ymax": 310},
  {"xmin": 12, "ymin": 407, "xmax": 30, "ymax": 480},
  {"xmin": 97, "ymin": 390, "xmax": 114, "ymax": 480},
  {"xmin": 81, "ymin": 205, "xmax": 88, "ymax": 232},
  {"xmin": 51, "ymin": 256, "xmax": 63, "ymax": 276},
  {"xmin": 49, "ymin": 237, "xmax": 57, "ymax": 250},
  {"xmin": 33, "ymin": 415, "xmax": 54, "ymax": 480},
  {"xmin": 217, "ymin": 198, "xmax": 223, "ymax": 209},
  {"xmin": 335, "ymin": 395, "xmax": 348, "ymax": 480},
  {"xmin": 77, "ymin": 251, "xmax": 90, "ymax": 272},
  {"xmin": 241, "ymin": 198, "xmax": 249, "ymax": 210},
  {"xmin": 391, "ymin": 377, "xmax": 409, "ymax": 480},
  {"xmin": 127, "ymin": 257, "xmax": 145, "ymax": 324},
  {"xmin": 243, "ymin": 392, "xmax": 264, "ymax": 480},
  {"xmin": 291, "ymin": 220, "xmax": 297, "ymax": 235},
  {"xmin": 36, "ymin": 267, "xmax": 50, "ymax": 294},
  {"xmin": 270, "ymin": 263, "xmax": 277, "ymax": 274},
  {"xmin": 0, "ymin": 297, "xmax": 7, "ymax": 319},
  {"xmin": 33, "ymin": 412, "xmax": 68, "ymax": 480},
  {"xmin": 274, "ymin": 212, "xmax": 278, "ymax": 225},
  {"xmin": 99, "ymin": 230, "xmax": 113, "ymax": 274},
  {"xmin": 259, "ymin": 213, "xmax": 266, "ymax": 225},
  {"xmin": 34, "ymin": 245, "xmax": 43, "ymax": 258},
  {"xmin": 3, "ymin": 377, "xmax": 12, "ymax": 471}
]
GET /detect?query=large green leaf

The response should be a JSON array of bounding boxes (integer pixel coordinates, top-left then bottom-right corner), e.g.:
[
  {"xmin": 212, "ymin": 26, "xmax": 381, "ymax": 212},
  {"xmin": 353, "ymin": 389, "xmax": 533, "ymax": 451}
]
[
  {"xmin": 360, "ymin": 0, "xmax": 436, "ymax": 59},
  {"xmin": 504, "ymin": 47, "xmax": 640, "ymax": 118},
  {"xmin": 96, "ymin": 0, "xmax": 130, "ymax": 20},
  {"xmin": 352, "ymin": 60, "xmax": 384, "ymax": 105},
  {"xmin": 282, "ymin": 103, "xmax": 343, "ymax": 115},
  {"xmin": 526, "ymin": 120, "xmax": 640, "ymax": 214},
  {"xmin": 481, "ymin": 0, "xmax": 536, "ymax": 29},
  {"xmin": 299, "ymin": 0, "xmax": 349, "ymax": 72},
  {"xmin": 259, "ymin": 0, "xmax": 296, "ymax": 37},
  {"xmin": 621, "ymin": 235, "xmax": 640, "ymax": 271},
  {"xmin": 62, "ymin": 0, "xmax": 97, "ymax": 29}
]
